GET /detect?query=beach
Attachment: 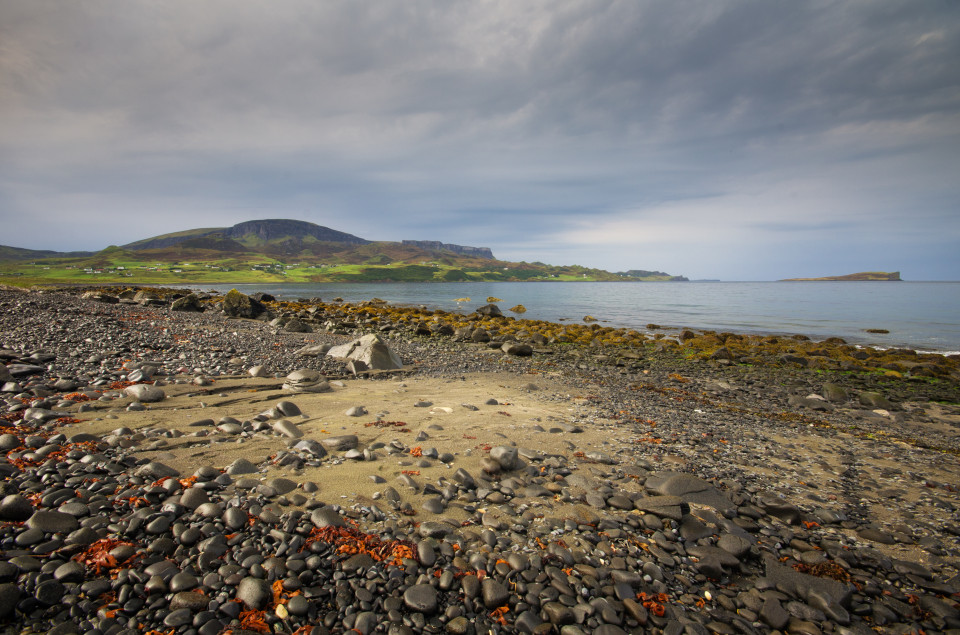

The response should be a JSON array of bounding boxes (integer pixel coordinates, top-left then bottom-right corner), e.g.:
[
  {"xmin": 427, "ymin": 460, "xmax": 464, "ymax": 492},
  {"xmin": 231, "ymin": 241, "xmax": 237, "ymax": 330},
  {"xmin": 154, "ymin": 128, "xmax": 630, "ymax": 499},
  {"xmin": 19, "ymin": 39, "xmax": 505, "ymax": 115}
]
[{"xmin": 1, "ymin": 286, "xmax": 958, "ymax": 635}]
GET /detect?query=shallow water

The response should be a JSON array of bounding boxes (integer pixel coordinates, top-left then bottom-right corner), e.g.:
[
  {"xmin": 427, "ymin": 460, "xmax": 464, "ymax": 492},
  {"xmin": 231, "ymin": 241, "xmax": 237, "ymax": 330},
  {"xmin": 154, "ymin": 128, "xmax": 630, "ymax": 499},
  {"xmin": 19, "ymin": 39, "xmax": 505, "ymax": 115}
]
[{"xmin": 181, "ymin": 281, "xmax": 960, "ymax": 353}]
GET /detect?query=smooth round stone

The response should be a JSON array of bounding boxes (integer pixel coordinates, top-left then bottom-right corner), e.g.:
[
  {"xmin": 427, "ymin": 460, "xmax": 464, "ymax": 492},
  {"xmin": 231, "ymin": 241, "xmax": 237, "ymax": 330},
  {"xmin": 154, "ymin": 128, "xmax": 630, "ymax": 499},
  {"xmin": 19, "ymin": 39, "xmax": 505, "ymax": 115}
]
[
  {"xmin": 403, "ymin": 584, "xmax": 438, "ymax": 614},
  {"xmin": 0, "ymin": 435, "xmax": 20, "ymax": 452},
  {"xmin": 195, "ymin": 502, "xmax": 223, "ymax": 518},
  {"xmin": 15, "ymin": 527, "xmax": 44, "ymax": 547},
  {"xmin": 164, "ymin": 608, "xmax": 194, "ymax": 628},
  {"xmin": 0, "ymin": 495, "xmax": 34, "ymax": 521},
  {"xmin": 422, "ymin": 498, "xmax": 444, "ymax": 514},
  {"xmin": 57, "ymin": 502, "xmax": 90, "ymax": 517},
  {"xmin": 310, "ymin": 507, "xmax": 345, "ymax": 528},
  {"xmin": 27, "ymin": 510, "xmax": 79, "ymax": 533},
  {"xmin": 226, "ymin": 458, "xmax": 257, "ymax": 475},
  {"xmin": 543, "ymin": 602, "xmax": 575, "ymax": 625},
  {"xmin": 170, "ymin": 572, "xmax": 199, "ymax": 592},
  {"xmin": 287, "ymin": 594, "xmax": 309, "ymax": 616},
  {"xmin": 146, "ymin": 516, "xmax": 172, "ymax": 534},
  {"xmin": 276, "ymin": 401, "xmax": 302, "ymax": 417},
  {"xmin": 170, "ymin": 591, "xmax": 210, "ymax": 611},
  {"xmin": 8, "ymin": 556, "xmax": 41, "ymax": 573},
  {"xmin": 53, "ymin": 561, "xmax": 86, "ymax": 583},
  {"xmin": 0, "ymin": 584, "xmax": 20, "ymax": 619},
  {"xmin": 0, "ymin": 560, "xmax": 18, "ymax": 582},
  {"xmin": 179, "ymin": 526, "xmax": 201, "ymax": 546},
  {"xmin": 481, "ymin": 578, "xmax": 509, "ymax": 609},
  {"xmin": 180, "ymin": 487, "xmax": 210, "ymax": 509},
  {"xmin": 217, "ymin": 423, "xmax": 242, "ymax": 435},
  {"xmin": 237, "ymin": 577, "xmax": 272, "ymax": 609},
  {"xmin": 417, "ymin": 542, "xmax": 437, "ymax": 568},
  {"xmin": 267, "ymin": 478, "xmax": 296, "ymax": 495},
  {"xmin": 223, "ymin": 507, "xmax": 248, "ymax": 530},
  {"xmin": 35, "ymin": 579, "xmax": 65, "ymax": 605},
  {"xmin": 124, "ymin": 384, "xmax": 165, "ymax": 403},
  {"xmin": 273, "ymin": 420, "xmax": 303, "ymax": 439}
]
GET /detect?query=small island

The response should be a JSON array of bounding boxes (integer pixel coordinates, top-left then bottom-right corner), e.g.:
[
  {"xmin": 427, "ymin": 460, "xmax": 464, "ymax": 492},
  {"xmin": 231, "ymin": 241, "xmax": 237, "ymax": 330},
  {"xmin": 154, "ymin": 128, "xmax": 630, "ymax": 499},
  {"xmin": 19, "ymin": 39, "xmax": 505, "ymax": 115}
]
[{"xmin": 781, "ymin": 271, "xmax": 901, "ymax": 282}]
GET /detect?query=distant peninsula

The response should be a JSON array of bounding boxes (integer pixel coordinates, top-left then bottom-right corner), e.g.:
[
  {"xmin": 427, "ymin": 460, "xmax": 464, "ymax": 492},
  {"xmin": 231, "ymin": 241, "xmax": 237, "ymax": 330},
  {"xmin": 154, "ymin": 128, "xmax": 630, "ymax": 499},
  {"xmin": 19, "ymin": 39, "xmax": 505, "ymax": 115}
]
[{"xmin": 781, "ymin": 271, "xmax": 901, "ymax": 282}]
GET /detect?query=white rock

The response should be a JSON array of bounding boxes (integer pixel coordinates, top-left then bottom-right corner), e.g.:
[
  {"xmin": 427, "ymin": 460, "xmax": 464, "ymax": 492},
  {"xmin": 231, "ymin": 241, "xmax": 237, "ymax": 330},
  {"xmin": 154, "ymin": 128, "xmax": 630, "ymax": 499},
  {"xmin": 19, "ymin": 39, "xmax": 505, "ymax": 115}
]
[
  {"xmin": 326, "ymin": 334, "xmax": 402, "ymax": 370},
  {"xmin": 124, "ymin": 384, "xmax": 165, "ymax": 403}
]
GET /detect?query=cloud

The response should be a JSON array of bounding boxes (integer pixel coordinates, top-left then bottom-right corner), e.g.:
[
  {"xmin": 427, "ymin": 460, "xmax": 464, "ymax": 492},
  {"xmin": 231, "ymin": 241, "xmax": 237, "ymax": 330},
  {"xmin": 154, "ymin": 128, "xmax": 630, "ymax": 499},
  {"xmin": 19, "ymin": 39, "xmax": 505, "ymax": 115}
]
[{"xmin": 0, "ymin": 1, "xmax": 958, "ymax": 279}]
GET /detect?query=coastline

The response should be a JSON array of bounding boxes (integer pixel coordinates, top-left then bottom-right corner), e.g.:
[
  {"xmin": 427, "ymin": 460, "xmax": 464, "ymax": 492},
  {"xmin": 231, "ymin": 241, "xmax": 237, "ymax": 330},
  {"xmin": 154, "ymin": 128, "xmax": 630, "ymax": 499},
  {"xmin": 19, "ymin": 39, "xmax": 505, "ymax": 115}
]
[
  {"xmin": 1, "ymin": 285, "xmax": 958, "ymax": 634},
  {"xmin": 171, "ymin": 280, "xmax": 960, "ymax": 355}
]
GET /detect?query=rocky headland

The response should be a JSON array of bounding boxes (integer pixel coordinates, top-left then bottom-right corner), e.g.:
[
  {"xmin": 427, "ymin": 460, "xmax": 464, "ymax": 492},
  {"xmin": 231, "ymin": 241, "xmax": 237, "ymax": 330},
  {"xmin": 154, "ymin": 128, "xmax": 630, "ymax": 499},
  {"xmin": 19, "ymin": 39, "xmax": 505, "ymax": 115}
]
[{"xmin": 1, "ymin": 286, "xmax": 958, "ymax": 635}]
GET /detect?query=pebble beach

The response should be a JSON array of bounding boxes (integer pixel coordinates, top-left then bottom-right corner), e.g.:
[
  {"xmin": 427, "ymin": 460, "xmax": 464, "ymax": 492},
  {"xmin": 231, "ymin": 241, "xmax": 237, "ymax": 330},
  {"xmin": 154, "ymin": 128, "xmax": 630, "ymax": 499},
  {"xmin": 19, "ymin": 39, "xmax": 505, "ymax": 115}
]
[{"xmin": 1, "ymin": 286, "xmax": 958, "ymax": 635}]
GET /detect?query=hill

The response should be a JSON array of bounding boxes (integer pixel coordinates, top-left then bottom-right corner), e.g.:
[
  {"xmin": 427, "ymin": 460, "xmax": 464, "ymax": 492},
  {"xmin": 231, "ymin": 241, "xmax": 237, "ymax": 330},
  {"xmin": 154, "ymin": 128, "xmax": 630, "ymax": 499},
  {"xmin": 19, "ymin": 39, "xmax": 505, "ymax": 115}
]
[
  {"xmin": 122, "ymin": 219, "xmax": 370, "ymax": 251},
  {"xmin": 0, "ymin": 245, "xmax": 95, "ymax": 261},
  {"xmin": 0, "ymin": 218, "xmax": 685, "ymax": 285},
  {"xmin": 781, "ymin": 271, "xmax": 901, "ymax": 281}
]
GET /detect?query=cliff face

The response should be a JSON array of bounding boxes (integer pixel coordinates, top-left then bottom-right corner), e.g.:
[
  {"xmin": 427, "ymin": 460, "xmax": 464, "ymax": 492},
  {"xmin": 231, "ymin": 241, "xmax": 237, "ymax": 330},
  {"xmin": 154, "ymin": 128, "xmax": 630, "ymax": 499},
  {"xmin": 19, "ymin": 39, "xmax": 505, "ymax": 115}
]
[{"xmin": 401, "ymin": 240, "xmax": 494, "ymax": 259}]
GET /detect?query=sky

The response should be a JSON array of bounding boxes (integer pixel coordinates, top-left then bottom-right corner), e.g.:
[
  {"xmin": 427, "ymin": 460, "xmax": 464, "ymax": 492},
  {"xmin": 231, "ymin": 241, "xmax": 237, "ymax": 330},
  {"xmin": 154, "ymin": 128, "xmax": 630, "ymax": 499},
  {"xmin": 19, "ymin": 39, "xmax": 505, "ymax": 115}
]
[{"xmin": 1, "ymin": 1, "xmax": 958, "ymax": 281}]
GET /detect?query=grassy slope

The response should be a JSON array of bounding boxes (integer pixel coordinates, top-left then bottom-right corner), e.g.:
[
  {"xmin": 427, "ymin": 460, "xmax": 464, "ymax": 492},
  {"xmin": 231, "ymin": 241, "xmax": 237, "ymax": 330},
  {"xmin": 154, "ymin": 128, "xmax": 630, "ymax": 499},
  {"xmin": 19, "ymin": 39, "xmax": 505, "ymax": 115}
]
[
  {"xmin": 122, "ymin": 227, "xmax": 225, "ymax": 249},
  {"xmin": 0, "ymin": 244, "xmax": 676, "ymax": 285}
]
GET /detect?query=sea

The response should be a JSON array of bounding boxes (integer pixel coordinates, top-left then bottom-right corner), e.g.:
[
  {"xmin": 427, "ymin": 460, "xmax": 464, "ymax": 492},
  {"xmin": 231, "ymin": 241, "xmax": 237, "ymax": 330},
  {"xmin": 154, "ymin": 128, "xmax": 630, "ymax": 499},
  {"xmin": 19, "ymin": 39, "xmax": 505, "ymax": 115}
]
[{"xmin": 179, "ymin": 281, "xmax": 960, "ymax": 355}]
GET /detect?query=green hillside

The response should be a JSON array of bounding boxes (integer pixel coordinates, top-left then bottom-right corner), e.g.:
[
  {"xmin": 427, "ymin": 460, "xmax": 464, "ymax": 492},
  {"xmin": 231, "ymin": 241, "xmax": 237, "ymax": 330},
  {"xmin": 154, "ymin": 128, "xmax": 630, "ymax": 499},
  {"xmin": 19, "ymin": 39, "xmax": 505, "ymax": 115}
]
[{"xmin": 0, "ymin": 219, "xmax": 685, "ymax": 285}]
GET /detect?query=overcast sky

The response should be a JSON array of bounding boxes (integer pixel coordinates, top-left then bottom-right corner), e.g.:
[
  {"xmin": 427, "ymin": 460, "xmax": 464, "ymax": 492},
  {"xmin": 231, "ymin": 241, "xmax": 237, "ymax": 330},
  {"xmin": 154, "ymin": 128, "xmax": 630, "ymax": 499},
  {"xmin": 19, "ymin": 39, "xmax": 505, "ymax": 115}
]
[{"xmin": 1, "ymin": 1, "xmax": 958, "ymax": 280}]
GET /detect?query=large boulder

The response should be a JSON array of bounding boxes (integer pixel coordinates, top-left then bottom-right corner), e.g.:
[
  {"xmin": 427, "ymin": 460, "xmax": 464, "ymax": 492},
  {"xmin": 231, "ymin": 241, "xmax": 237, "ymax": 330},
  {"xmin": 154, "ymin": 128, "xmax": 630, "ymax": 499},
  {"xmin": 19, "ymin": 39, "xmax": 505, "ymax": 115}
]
[
  {"xmin": 222, "ymin": 289, "xmax": 267, "ymax": 319},
  {"xmin": 474, "ymin": 304, "xmax": 503, "ymax": 318},
  {"xmin": 283, "ymin": 318, "xmax": 312, "ymax": 333},
  {"xmin": 134, "ymin": 290, "xmax": 166, "ymax": 306},
  {"xmin": 171, "ymin": 294, "xmax": 204, "ymax": 312},
  {"xmin": 81, "ymin": 291, "xmax": 119, "ymax": 304},
  {"xmin": 326, "ymin": 334, "xmax": 402, "ymax": 371},
  {"xmin": 124, "ymin": 384, "xmax": 165, "ymax": 403}
]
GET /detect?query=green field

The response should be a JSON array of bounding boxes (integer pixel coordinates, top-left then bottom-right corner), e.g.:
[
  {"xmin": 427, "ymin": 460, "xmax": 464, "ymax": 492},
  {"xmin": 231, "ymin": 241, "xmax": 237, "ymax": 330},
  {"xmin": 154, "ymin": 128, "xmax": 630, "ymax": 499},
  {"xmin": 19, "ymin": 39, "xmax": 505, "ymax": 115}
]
[{"xmin": 0, "ymin": 246, "xmax": 678, "ymax": 286}]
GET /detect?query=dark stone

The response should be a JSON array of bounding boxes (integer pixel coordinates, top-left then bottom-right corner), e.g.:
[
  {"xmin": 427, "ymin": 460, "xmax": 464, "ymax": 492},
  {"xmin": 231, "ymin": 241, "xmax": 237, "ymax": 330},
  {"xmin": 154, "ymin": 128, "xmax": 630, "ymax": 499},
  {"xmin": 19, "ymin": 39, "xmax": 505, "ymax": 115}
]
[
  {"xmin": 0, "ymin": 583, "xmax": 20, "ymax": 619},
  {"xmin": 311, "ymin": 507, "xmax": 346, "ymax": 528},
  {"xmin": 475, "ymin": 304, "xmax": 503, "ymax": 318},
  {"xmin": 502, "ymin": 342, "xmax": 533, "ymax": 356},
  {"xmin": 223, "ymin": 289, "xmax": 268, "ymax": 319},
  {"xmin": 858, "ymin": 527, "xmax": 896, "ymax": 544},
  {"xmin": 27, "ymin": 510, "xmax": 79, "ymax": 533},
  {"xmin": 403, "ymin": 584, "xmax": 438, "ymax": 614},
  {"xmin": 171, "ymin": 294, "xmax": 204, "ymax": 312},
  {"xmin": 34, "ymin": 579, "xmax": 65, "ymax": 605},
  {"xmin": 0, "ymin": 495, "xmax": 34, "ymax": 521},
  {"xmin": 237, "ymin": 577, "xmax": 272, "ymax": 610},
  {"xmin": 481, "ymin": 578, "xmax": 509, "ymax": 609}
]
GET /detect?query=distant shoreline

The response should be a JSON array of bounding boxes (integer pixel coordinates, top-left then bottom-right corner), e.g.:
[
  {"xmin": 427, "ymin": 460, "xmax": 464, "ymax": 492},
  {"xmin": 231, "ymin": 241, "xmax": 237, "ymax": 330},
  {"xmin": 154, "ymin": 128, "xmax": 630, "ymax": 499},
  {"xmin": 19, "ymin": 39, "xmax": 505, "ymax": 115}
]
[{"xmin": 780, "ymin": 271, "xmax": 901, "ymax": 282}]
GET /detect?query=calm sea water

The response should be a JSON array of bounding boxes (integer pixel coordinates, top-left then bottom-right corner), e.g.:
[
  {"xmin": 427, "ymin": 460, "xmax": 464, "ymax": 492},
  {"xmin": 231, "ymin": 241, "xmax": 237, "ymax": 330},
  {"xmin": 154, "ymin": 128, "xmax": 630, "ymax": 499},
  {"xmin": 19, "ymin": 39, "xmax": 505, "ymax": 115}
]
[{"xmin": 183, "ymin": 281, "xmax": 960, "ymax": 354}]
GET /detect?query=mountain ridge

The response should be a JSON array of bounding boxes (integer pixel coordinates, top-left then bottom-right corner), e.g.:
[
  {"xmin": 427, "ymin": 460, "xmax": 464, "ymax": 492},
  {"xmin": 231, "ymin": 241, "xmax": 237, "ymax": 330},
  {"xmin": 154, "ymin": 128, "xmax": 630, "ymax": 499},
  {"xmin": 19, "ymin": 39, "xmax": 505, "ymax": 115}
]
[{"xmin": 0, "ymin": 218, "xmax": 686, "ymax": 284}]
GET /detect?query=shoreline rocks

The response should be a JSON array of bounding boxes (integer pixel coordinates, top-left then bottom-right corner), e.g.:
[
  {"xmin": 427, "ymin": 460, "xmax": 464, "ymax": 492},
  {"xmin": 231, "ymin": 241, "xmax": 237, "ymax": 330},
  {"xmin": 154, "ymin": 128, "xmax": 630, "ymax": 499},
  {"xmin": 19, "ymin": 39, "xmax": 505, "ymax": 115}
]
[{"xmin": 0, "ymin": 286, "xmax": 957, "ymax": 634}]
